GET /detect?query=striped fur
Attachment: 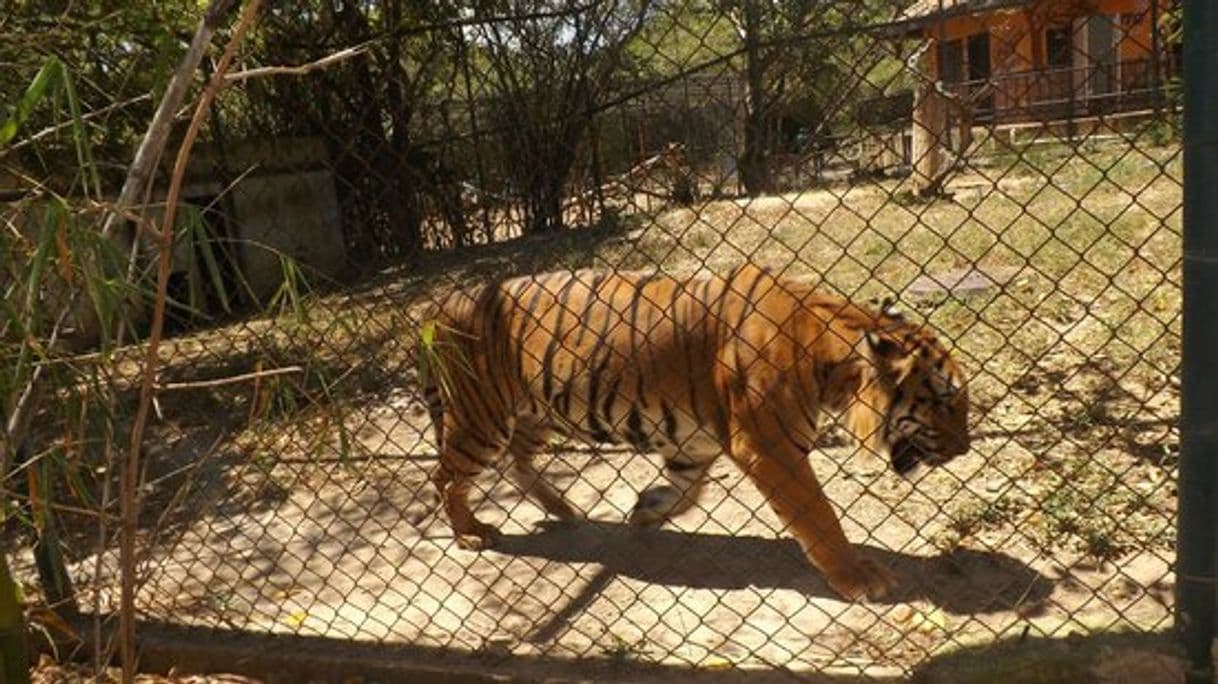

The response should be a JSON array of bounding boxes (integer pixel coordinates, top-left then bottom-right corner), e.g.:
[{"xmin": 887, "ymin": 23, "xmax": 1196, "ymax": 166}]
[{"xmin": 421, "ymin": 264, "xmax": 970, "ymax": 600}]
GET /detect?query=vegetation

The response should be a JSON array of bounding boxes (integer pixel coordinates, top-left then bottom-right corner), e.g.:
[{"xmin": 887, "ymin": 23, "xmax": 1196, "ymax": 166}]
[{"xmin": 2, "ymin": 0, "xmax": 930, "ymax": 260}]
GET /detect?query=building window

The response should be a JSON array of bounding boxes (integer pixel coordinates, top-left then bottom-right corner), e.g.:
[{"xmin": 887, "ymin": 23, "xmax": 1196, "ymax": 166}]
[
  {"xmin": 967, "ymin": 32, "xmax": 992, "ymax": 80},
  {"xmin": 1046, "ymin": 25, "xmax": 1073, "ymax": 69},
  {"xmin": 940, "ymin": 39, "xmax": 964, "ymax": 84}
]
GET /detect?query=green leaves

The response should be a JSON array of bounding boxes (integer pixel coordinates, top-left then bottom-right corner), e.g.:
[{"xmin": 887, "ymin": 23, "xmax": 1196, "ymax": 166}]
[{"xmin": 0, "ymin": 55, "xmax": 63, "ymax": 148}]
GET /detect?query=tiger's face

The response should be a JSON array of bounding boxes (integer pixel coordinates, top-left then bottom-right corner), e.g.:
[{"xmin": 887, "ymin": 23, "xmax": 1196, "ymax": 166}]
[{"xmin": 866, "ymin": 327, "xmax": 971, "ymax": 476}]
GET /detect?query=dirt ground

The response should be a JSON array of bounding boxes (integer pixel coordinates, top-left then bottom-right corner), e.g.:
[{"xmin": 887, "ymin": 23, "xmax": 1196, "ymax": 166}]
[{"xmin": 56, "ymin": 384, "xmax": 1172, "ymax": 677}]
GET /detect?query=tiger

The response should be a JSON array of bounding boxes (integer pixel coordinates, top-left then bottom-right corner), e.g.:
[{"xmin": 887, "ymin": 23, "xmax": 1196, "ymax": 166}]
[{"xmin": 419, "ymin": 264, "xmax": 970, "ymax": 601}]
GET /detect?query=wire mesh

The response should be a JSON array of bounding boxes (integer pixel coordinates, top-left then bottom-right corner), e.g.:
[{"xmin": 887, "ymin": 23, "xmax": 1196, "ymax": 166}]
[{"xmin": 1, "ymin": 0, "xmax": 1183, "ymax": 679}]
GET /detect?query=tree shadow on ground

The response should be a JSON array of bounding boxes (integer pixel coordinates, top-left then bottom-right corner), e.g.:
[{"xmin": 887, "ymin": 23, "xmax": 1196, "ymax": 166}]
[{"xmin": 493, "ymin": 519, "xmax": 1052, "ymax": 615}]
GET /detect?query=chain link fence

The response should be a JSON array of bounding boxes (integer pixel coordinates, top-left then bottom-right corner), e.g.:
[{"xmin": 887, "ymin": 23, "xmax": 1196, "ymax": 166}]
[{"xmin": 1, "ymin": 0, "xmax": 1185, "ymax": 679}]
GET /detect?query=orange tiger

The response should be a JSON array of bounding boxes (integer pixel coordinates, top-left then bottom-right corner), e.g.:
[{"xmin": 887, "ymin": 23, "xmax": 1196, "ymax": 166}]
[{"xmin": 420, "ymin": 264, "xmax": 970, "ymax": 600}]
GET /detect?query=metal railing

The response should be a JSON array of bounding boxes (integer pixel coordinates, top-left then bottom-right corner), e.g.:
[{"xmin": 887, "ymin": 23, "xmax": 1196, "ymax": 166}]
[{"xmin": 949, "ymin": 56, "xmax": 1181, "ymax": 124}]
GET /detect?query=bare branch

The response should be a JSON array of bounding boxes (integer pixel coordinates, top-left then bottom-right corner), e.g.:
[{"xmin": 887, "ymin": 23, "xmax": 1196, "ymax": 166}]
[
  {"xmin": 154, "ymin": 365, "xmax": 304, "ymax": 391},
  {"xmin": 224, "ymin": 43, "xmax": 371, "ymax": 83},
  {"xmin": 5, "ymin": 94, "xmax": 152, "ymax": 153}
]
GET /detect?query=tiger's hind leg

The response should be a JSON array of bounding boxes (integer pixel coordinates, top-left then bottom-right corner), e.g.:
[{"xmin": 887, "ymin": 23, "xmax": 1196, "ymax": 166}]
[
  {"xmin": 432, "ymin": 424, "xmax": 510, "ymax": 551},
  {"xmin": 628, "ymin": 451, "xmax": 714, "ymax": 527},
  {"xmin": 505, "ymin": 423, "xmax": 578, "ymax": 521}
]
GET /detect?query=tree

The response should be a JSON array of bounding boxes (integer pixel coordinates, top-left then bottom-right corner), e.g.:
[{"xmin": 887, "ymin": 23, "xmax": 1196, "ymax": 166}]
[
  {"xmin": 243, "ymin": 1, "xmax": 468, "ymax": 258},
  {"xmin": 469, "ymin": 0, "xmax": 654, "ymax": 234},
  {"xmin": 726, "ymin": 0, "xmax": 900, "ymax": 196}
]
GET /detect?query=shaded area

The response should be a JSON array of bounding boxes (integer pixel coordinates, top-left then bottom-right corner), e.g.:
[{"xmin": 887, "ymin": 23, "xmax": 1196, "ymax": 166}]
[
  {"xmin": 53, "ymin": 615, "xmax": 897, "ymax": 684},
  {"xmin": 495, "ymin": 520, "xmax": 1053, "ymax": 616},
  {"xmin": 909, "ymin": 629, "xmax": 1187, "ymax": 684},
  {"xmin": 40, "ymin": 616, "xmax": 1188, "ymax": 684}
]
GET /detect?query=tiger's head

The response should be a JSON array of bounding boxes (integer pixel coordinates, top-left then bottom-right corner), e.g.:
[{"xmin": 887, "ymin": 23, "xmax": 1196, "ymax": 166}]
[{"xmin": 861, "ymin": 301, "xmax": 970, "ymax": 476}]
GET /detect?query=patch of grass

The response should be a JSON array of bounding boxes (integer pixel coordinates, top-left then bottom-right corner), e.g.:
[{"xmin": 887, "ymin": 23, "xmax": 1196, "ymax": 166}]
[
  {"xmin": 1037, "ymin": 460, "xmax": 1169, "ymax": 563},
  {"xmin": 601, "ymin": 632, "xmax": 652, "ymax": 662}
]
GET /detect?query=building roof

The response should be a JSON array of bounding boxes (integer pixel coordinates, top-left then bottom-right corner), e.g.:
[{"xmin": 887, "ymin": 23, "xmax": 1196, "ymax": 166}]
[{"xmin": 897, "ymin": 0, "xmax": 1031, "ymax": 26}]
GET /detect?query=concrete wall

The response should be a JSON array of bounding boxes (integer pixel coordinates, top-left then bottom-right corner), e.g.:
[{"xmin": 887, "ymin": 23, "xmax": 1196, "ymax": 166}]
[{"xmin": 228, "ymin": 169, "xmax": 346, "ymax": 303}]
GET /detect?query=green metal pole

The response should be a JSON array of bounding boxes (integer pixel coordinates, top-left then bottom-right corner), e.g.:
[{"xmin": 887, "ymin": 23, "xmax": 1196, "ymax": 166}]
[
  {"xmin": 1180, "ymin": 1, "xmax": 1218, "ymax": 682},
  {"xmin": 0, "ymin": 552, "xmax": 30, "ymax": 684}
]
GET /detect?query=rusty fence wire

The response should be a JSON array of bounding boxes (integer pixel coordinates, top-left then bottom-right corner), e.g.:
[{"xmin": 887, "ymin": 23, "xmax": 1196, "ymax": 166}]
[{"xmin": 0, "ymin": 0, "xmax": 1184, "ymax": 679}]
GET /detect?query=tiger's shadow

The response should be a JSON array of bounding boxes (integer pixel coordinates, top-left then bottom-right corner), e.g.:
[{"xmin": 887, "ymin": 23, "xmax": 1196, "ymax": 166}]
[{"xmin": 493, "ymin": 519, "xmax": 1053, "ymax": 615}]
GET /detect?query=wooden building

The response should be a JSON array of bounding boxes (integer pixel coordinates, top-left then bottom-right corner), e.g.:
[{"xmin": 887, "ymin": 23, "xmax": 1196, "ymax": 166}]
[{"xmin": 896, "ymin": 0, "xmax": 1179, "ymax": 193}]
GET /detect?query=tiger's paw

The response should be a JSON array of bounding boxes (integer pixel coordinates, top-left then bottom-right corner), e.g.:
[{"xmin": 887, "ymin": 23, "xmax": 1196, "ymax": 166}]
[
  {"xmin": 454, "ymin": 522, "xmax": 500, "ymax": 551},
  {"xmin": 826, "ymin": 557, "xmax": 897, "ymax": 601},
  {"xmin": 627, "ymin": 486, "xmax": 680, "ymax": 527}
]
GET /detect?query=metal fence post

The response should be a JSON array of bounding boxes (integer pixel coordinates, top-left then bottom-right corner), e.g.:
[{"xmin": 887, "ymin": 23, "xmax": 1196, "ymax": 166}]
[{"xmin": 1180, "ymin": 1, "xmax": 1218, "ymax": 681}]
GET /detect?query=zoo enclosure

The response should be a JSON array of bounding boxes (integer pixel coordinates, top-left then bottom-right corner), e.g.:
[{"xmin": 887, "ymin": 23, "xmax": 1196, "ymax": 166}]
[{"xmin": 0, "ymin": 0, "xmax": 1199, "ymax": 680}]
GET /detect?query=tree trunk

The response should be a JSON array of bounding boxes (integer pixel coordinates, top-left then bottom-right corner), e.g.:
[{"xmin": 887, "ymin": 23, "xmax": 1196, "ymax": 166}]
[
  {"xmin": 739, "ymin": 0, "xmax": 772, "ymax": 196},
  {"xmin": 383, "ymin": 0, "xmax": 423, "ymax": 254}
]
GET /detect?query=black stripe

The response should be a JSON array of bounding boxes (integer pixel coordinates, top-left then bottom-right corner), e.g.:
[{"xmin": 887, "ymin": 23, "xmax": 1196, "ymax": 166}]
[
  {"xmin": 793, "ymin": 368, "xmax": 821, "ymax": 435},
  {"xmin": 481, "ymin": 288, "xmax": 514, "ymax": 413},
  {"xmin": 541, "ymin": 274, "xmax": 582, "ymax": 402},
  {"xmin": 448, "ymin": 441, "xmax": 492, "ymax": 468},
  {"xmin": 627, "ymin": 274, "xmax": 657, "ymax": 333},
  {"xmin": 513, "ymin": 280, "xmax": 549, "ymax": 382},
  {"xmin": 571, "ymin": 271, "xmax": 605, "ymax": 349},
  {"xmin": 521, "ymin": 275, "xmax": 549, "ymax": 316},
  {"xmin": 679, "ymin": 297, "xmax": 705, "ymax": 426},
  {"xmin": 626, "ymin": 404, "xmax": 650, "ymax": 451},
  {"xmin": 587, "ymin": 352, "xmax": 612, "ymax": 440},
  {"xmin": 557, "ymin": 386, "xmax": 573, "ymax": 420},
  {"xmin": 439, "ymin": 460, "xmax": 480, "ymax": 478},
  {"xmin": 665, "ymin": 458, "xmax": 702, "ymax": 473},
  {"xmin": 661, "ymin": 400, "xmax": 678, "ymax": 444},
  {"xmin": 455, "ymin": 383, "xmax": 500, "ymax": 443},
  {"xmin": 735, "ymin": 266, "xmax": 769, "ymax": 332},
  {"xmin": 464, "ymin": 424, "xmax": 505, "ymax": 453},
  {"xmin": 773, "ymin": 410, "xmax": 812, "ymax": 453},
  {"xmin": 713, "ymin": 269, "xmax": 738, "ymax": 333},
  {"xmin": 627, "ymin": 275, "xmax": 657, "ymax": 370},
  {"xmin": 602, "ymin": 376, "xmax": 622, "ymax": 429}
]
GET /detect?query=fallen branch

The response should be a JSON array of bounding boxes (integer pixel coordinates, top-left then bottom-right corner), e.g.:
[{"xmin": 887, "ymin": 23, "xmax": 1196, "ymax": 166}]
[
  {"xmin": 153, "ymin": 365, "xmax": 303, "ymax": 391},
  {"xmin": 224, "ymin": 42, "xmax": 370, "ymax": 83}
]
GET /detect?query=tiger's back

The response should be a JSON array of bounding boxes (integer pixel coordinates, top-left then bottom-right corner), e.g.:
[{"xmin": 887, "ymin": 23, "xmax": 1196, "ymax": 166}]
[{"xmin": 427, "ymin": 268, "xmax": 734, "ymax": 457}]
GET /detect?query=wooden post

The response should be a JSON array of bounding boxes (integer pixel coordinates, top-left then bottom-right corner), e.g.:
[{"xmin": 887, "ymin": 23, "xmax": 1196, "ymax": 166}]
[{"xmin": 911, "ymin": 49, "xmax": 948, "ymax": 197}]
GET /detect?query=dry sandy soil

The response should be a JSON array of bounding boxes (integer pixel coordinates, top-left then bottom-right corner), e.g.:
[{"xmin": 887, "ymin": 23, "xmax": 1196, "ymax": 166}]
[{"xmin": 64, "ymin": 389, "xmax": 1173, "ymax": 677}]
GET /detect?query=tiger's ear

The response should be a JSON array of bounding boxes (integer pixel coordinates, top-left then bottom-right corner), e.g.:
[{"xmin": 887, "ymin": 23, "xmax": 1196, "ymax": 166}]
[{"xmin": 880, "ymin": 296, "xmax": 903, "ymax": 320}]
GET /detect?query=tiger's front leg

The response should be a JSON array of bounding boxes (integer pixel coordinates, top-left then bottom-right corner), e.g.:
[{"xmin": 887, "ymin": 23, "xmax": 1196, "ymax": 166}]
[{"xmin": 728, "ymin": 421, "xmax": 896, "ymax": 601}]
